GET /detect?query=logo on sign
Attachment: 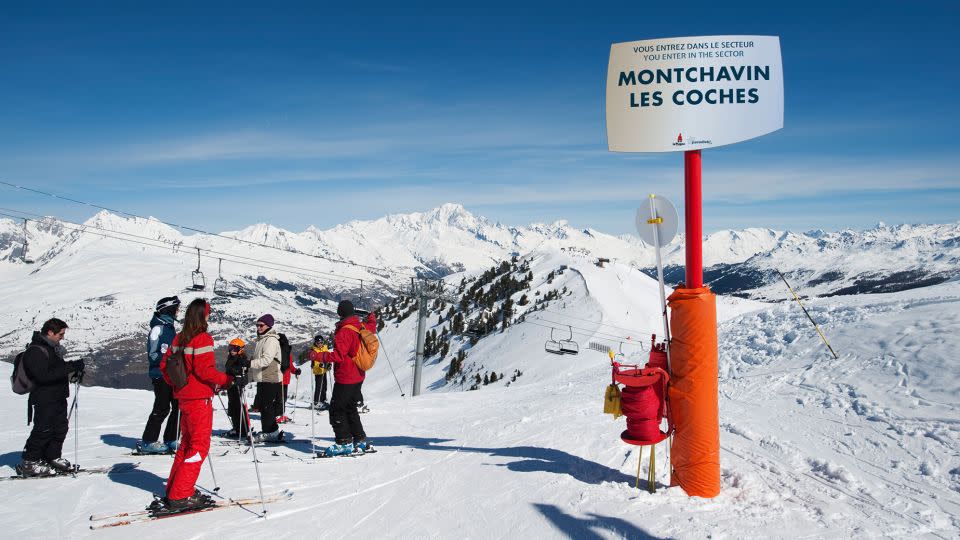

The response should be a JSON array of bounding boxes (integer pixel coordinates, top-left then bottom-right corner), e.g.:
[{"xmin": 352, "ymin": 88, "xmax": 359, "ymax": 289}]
[{"xmin": 672, "ymin": 133, "xmax": 685, "ymax": 147}]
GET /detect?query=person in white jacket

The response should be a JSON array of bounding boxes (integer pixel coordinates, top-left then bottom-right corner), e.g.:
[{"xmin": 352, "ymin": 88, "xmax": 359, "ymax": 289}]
[{"xmin": 249, "ymin": 314, "xmax": 283, "ymax": 442}]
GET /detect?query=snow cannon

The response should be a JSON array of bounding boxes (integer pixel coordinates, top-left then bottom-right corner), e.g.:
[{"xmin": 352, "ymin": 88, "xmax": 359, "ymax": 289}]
[{"xmin": 609, "ymin": 347, "xmax": 672, "ymax": 493}]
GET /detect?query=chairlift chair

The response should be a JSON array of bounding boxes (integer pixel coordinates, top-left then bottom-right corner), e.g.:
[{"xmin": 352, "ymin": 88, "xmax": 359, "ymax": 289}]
[
  {"xmin": 558, "ymin": 325, "xmax": 579, "ymax": 355},
  {"xmin": 544, "ymin": 327, "xmax": 564, "ymax": 355},
  {"xmin": 213, "ymin": 258, "xmax": 228, "ymax": 296},
  {"xmin": 190, "ymin": 247, "xmax": 205, "ymax": 291}
]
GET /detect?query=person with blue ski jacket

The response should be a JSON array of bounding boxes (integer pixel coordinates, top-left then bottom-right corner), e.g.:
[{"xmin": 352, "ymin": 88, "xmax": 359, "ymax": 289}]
[{"xmin": 139, "ymin": 296, "xmax": 181, "ymax": 454}]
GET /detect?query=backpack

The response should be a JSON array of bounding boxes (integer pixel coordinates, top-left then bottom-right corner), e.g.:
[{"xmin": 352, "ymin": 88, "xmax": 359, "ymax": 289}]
[
  {"xmin": 345, "ymin": 325, "xmax": 379, "ymax": 371},
  {"xmin": 11, "ymin": 345, "xmax": 47, "ymax": 395},
  {"xmin": 166, "ymin": 339, "xmax": 191, "ymax": 391},
  {"xmin": 278, "ymin": 333, "xmax": 292, "ymax": 372}
]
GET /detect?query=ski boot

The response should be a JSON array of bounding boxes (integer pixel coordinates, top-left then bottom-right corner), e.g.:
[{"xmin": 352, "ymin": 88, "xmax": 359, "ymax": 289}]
[
  {"xmin": 314, "ymin": 401, "xmax": 329, "ymax": 411},
  {"xmin": 137, "ymin": 441, "xmax": 172, "ymax": 454},
  {"xmin": 47, "ymin": 458, "xmax": 79, "ymax": 474},
  {"xmin": 318, "ymin": 442, "xmax": 354, "ymax": 458},
  {"xmin": 166, "ymin": 440, "xmax": 180, "ymax": 453},
  {"xmin": 16, "ymin": 459, "xmax": 57, "ymax": 478},
  {"xmin": 354, "ymin": 440, "xmax": 376, "ymax": 454},
  {"xmin": 358, "ymin": 403, "xmax": 370, "ymax": 414},
  {"xmin": 253, "ymin": 430, "xmax": 283, "ymax": 443},
  {"xmin": 149, "ymin": 492, "xmax": 215, "ymax": 516}
]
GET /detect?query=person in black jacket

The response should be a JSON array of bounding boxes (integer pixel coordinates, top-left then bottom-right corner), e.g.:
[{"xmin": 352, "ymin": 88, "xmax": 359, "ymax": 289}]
[
  {"xmin": 17, "ymin": 318, "xmax": 85, "ymax": 477},
  {"xmin": 223, "ymin": 338, "xmax": 250, "ymax": 438}
]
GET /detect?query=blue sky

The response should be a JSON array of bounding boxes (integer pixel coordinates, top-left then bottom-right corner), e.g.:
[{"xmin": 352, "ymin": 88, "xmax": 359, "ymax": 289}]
[{"xmin": 1, "ymin": 2, "xmax": 957, "ymax": 235}]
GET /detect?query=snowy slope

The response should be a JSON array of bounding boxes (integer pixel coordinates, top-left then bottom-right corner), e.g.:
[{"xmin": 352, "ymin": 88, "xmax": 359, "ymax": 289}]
[{"xmin": 0, "ymin": 271, "xmax": 957, "ymax": 537}]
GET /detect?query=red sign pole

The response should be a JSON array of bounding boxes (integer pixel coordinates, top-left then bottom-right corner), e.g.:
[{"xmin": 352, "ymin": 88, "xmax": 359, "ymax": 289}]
[{"xmin": 684, "ymin": 150, "xmax": 703, "ymax": 288}]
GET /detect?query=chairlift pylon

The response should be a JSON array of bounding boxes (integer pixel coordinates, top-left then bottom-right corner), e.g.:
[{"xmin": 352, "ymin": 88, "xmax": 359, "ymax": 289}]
[
  {"xmin": 190, "ymin": 247, "xmax": 205, "ymax": 291},
  {"xmin": 544, "ymin": 327, "xmax": 564, "ymax": 355},
  {"xmin": 21, "ymin": 219, "xmax": 34, "ymax": 264},
  {"xmin": 558, "ymin": 325, "xmax": 579, "ymax": 355}
]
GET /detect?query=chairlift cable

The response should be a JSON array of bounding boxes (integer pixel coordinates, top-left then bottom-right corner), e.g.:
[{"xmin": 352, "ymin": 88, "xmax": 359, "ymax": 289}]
[
  {"xmin": 530, "ymin": 315, "xmax": 659, "ymax": 342},
  {"xmin": 0, "ymin": 180, "xmax": 420, "ymax": 278},
  {"xmin": 539, "ymin": 308, "xmax": 658, "ymax": 336},
  {"xmin": 0, "ymin": 211, "xmax": 365, "ymax": 289},
  {"xmin": 0, "ymin": 207, "xmax": 366, "ymax": 285}
]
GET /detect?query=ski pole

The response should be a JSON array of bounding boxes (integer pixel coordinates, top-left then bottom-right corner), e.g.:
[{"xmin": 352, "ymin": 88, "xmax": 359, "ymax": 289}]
[
  {"xmin": 289, "ymin": 373, "xmax": 299, "ymax": 422},
  {"xmin": 239, "ymin": 385, "xmax": 267, "ymax": 516},
  {"xmin": 376, "ymin": 332, "xmax": 405, "ymax": 397},
  {"xmin": 206, "ymin": 444, "xmax": 221, "ymax": 493},
  {"xmin": 775, "ymin": 269, "xmax": 839, "ymax": 359},
  {"xmin": 216, "ymin": 392, "xmax": 232, "ymax": 428},
  {"xmin": 310, "ymin": 370, "xmax": 316, "ymax": 457},
  {"xmin": 73, "ymin": 378, "xmax": 80, "ymax": 469}
]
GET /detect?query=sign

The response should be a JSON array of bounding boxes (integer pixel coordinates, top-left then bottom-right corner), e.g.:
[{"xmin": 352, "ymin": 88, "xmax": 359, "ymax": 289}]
[
  {"xmin": 635, "ymin": 194, "xmax": 678, "ymax": 247},
  {"xmin": 606, "ymin": 35, "xmax": 783, "ymax": 153}
]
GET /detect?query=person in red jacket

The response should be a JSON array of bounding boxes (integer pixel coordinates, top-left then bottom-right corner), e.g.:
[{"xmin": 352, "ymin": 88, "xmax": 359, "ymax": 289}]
[
  {"xmin": 155, "ymin": 298, "xmax": 233, "ymax": 513},
  {"xmin": 317, "ymin": 300, "xmax": 375, "ymax": 456}
]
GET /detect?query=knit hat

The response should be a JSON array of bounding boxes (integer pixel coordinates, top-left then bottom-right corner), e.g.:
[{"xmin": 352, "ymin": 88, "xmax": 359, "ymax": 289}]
[
  {"xmin": 256, "ymin": 314, "xmax": 274, "ymax": 328},
  {"xmin": 336, "ymin": 300, "xmax": 354, "ymax": 319},
  {"xmin": 155, "ymin": 295, "xmax": 180, "ymax": 315},
  {"xmin": 313, "ymin": 335, "xmax": 324, "ymax": 345}
]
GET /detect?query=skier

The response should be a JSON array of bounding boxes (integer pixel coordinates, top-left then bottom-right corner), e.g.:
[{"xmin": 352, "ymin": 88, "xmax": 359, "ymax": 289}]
[
  {"xmin": 138, "ymin": 296, "xmax": 181, "ymax": 454},
  {"xmin": 223, "ymin": 338, "xmax": 250, "ymax": 438},
  {"xmin": 157, "ymin": 298, "xmax": 233, "ymax": 512},
  {"xmin": 248, "ymin": 314, "xmax": 283, "ymax": 442},
  {"xmin": 316, "ymin": 300, "xmax": 375, "ymax": 456},
  {"xmin": 16, "ymin": 318, "xmax": 85, "ymax": 477},
  {"xmin": 307, "ymin": 335, "xmax": 330, "ymax": 410}
]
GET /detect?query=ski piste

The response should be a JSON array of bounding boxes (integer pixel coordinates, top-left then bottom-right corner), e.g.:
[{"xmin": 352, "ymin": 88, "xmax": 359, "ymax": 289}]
[
  {"xmin": 1, "ymin": 462, "xmax": 139, "ymax": 481},
  {"xmin": 89, "ymin": 489, "xmax": 294, "ymax": 529}
]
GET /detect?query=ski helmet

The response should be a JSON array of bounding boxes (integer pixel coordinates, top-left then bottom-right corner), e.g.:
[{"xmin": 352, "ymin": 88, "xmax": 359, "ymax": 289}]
[{"xmin": 155, "ymin": 296, "xmax": 181, "ymax": 315}]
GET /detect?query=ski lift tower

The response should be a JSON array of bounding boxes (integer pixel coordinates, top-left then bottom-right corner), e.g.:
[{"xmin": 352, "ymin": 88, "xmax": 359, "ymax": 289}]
[
  {"xmin": 410, "ymin": 278, "xmax": 458, "ymax": 396},
  {"xmin": 606, "ymin": 35, "xmax": 783, "ymax": 498}
]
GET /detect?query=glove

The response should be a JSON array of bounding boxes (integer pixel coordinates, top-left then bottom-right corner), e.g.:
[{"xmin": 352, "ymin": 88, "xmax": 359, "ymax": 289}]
[
  {"xmin": 294, "ymin": 367, "xmax": 302, "ymax": 376},
  {"xmin": 68, "ymin": 359, "xmax": 85, "ymax": 383}
]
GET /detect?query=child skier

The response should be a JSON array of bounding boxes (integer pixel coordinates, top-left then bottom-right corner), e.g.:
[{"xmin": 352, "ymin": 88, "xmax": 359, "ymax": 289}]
[{"xmin": 223, "ymin": 338, "xmax": 250, "ymax": 438}]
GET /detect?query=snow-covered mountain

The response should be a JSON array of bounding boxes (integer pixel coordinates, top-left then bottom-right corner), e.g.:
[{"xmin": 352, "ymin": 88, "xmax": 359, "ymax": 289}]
[{"xmin": 1, "ymin": 205, "xmax": 956, "ymax": 389}]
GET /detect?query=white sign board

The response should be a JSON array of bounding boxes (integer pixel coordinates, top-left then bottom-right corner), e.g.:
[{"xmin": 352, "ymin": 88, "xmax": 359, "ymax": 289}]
[{"xmin": 606, "ymin": 35, "xmax": 783, "ymax": 153}]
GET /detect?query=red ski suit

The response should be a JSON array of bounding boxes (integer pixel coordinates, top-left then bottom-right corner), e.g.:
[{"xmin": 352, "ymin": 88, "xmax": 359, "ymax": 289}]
[
  {"xmin": 319, "ymin": 313, "xmax": 375, "ymax": 384},
  {"xmin": 161, "ymin": 332, "xmax": 232, "ymax": 500}
]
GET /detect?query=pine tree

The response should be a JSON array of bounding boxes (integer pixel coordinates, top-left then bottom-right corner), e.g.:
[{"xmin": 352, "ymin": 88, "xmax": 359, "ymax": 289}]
[{"xmin": 483, "ymin": 372, "xmax": 490, "ymax": 385}]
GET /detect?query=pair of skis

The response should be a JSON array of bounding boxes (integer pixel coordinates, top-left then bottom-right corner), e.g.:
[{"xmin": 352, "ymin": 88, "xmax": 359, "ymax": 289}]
[
  {"xmin": 1, "ymin": 463, "xmax": 139, "ymax": 481},
  {"xmin": 89, "ymin": 489, "xmax": 294, "ymax": 529}
]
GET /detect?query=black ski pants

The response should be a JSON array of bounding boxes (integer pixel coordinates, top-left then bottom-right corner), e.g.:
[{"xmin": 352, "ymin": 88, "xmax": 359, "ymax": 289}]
[
  {"xmin": 252, "ymin": 383, "xmax": 264, "ymax": 411},
  {"xmin": 330, "ymin": 382, "xmax": 365, "ymax": 444},
  {"xmin": 257, "ymin": 382, "xmax": 282, "ymax": 434},
  {"xmin": 313, "ymin": 372, "xmax": 328, "ymax": 404},
  {"xmin": 23, "ymin": 398, "xmax": 68, "ymax": 461},
  {"xmin": 227, "ymin": 383, "xmax": 249, "ymax": 436},
  {"xmin": 142, "ymin": 378, "xmax": 179, "ymax": 443}
]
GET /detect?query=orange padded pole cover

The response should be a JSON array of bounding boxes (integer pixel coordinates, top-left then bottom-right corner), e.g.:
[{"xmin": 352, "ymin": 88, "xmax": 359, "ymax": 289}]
[{"xmin": 667, "ymin": 285, "xmax": 720, "ymax": 497}]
